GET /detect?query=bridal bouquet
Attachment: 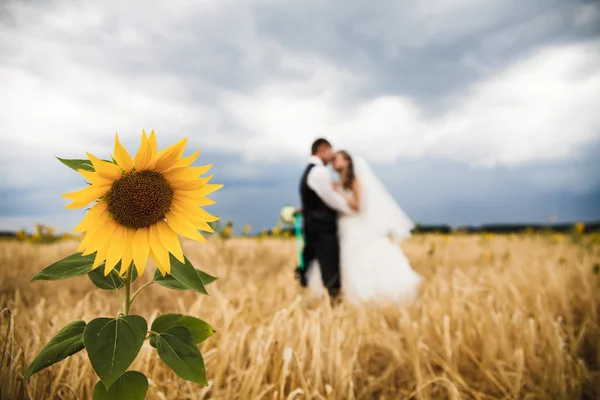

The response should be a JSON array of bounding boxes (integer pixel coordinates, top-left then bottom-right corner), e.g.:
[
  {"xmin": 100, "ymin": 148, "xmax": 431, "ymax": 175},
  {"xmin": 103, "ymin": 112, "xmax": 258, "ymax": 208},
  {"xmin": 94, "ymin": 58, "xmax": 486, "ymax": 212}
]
[{"xmin": 25, "ymin": 131, "xmax": 222, "ymax": 399}]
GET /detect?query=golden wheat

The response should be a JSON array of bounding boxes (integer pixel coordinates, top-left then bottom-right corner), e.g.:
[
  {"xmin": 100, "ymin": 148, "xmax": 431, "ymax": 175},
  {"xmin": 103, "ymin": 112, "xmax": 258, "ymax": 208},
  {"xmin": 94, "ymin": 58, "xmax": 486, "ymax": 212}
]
[{"xmin": 1, "ymin": 234, "xmax": 599, "ymax": 399}]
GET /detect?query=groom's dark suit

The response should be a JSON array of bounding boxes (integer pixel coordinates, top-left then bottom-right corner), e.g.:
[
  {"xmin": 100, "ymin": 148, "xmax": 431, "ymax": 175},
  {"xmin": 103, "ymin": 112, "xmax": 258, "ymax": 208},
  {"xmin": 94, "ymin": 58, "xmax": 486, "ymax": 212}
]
[{"xmin": 296, "ymin": 156, "xmax": 353, "ymax": 299}]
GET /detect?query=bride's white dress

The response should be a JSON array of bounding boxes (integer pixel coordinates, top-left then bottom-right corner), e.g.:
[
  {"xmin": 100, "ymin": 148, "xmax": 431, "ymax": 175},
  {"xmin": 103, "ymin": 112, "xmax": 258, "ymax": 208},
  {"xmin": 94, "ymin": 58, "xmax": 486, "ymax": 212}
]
[{"xmin": 306, "ymin": 157, "xmax": 422, "ymax": 306}]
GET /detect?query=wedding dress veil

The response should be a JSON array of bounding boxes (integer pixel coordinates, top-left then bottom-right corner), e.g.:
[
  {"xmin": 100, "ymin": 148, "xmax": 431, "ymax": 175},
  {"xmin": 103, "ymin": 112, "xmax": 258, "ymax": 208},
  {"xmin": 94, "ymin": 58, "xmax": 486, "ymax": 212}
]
[{"xmin": 352, "ymin": 156, "xmax": 414, "ymax": 242}]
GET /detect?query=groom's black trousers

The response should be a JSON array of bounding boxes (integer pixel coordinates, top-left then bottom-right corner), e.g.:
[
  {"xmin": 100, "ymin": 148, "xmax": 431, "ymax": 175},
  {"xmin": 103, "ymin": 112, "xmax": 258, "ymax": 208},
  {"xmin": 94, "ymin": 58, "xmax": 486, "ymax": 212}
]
[{"xmin": 297, "ymin": 229, "xmax": 341, "ymax": 298}]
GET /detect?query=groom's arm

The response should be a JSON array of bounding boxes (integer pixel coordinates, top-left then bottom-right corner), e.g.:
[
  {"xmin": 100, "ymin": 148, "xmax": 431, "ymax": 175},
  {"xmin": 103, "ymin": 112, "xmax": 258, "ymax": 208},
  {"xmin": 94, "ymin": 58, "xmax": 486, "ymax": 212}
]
[{"xmin": 307, "ymin": 166, "xmax": 354, "ymax": 215}]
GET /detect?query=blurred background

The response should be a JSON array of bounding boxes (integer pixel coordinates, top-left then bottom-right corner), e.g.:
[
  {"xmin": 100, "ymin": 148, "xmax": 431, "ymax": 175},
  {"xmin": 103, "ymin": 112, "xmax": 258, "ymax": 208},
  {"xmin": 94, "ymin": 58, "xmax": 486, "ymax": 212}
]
[{"xmin": 1, "ymin": 0, "xmax": 599, "ymax": 236}]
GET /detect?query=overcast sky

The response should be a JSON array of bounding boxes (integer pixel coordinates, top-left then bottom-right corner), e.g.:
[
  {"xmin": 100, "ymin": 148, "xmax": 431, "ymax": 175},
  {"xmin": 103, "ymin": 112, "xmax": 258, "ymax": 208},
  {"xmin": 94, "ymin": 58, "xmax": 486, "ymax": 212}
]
[{"xmin": 1, "ymin": 0, "xmax": 599, "ymax": 233}]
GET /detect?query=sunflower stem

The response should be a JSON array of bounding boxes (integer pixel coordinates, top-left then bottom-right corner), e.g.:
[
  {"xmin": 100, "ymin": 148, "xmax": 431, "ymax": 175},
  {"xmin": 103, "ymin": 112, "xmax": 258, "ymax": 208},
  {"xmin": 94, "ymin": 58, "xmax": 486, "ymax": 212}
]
[
  {"xmin": 130, "ymin": 280, "xmax": 155, "ymax": 306},
  {"xmin": 123, "ymin": 265, "xmax": 133, "ymax": 315}
]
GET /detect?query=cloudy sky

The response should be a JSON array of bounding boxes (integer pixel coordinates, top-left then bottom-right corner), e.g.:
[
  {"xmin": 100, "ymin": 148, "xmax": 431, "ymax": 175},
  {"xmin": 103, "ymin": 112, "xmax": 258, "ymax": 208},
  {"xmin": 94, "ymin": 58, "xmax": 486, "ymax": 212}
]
[{"xmin": 1, "ymin": 0, "xmax": 599, "ymax": 233}]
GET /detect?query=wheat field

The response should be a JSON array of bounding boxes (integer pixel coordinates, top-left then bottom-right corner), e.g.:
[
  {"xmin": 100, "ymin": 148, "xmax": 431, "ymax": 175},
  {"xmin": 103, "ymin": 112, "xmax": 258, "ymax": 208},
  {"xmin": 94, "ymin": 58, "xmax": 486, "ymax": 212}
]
[{"xmin": 1, "ymin": 234, "xmax": 599, "ymax": 399}]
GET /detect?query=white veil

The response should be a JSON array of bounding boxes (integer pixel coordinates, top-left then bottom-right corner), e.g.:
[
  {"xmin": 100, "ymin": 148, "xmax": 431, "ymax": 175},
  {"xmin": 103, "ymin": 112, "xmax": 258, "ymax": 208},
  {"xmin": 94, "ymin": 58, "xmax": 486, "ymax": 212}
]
[{"xmin": 352, "ymin": 156, "xmax": 414, "ymax": 242}]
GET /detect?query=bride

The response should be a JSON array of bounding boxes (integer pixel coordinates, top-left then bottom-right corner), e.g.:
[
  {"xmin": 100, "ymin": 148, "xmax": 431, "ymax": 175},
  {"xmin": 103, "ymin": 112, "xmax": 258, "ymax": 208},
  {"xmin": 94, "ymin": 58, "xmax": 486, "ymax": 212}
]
[{"xmin": 305, "ymin": 150, "xmax": 423, "ymax": 306}]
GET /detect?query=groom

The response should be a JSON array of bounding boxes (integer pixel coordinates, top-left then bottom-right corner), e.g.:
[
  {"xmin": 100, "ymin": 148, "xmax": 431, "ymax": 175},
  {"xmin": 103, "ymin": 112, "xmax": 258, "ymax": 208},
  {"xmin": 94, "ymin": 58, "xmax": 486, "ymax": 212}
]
[{"xmin": 296, "ymin": 138, "xmax": 355, "ymax": 299}]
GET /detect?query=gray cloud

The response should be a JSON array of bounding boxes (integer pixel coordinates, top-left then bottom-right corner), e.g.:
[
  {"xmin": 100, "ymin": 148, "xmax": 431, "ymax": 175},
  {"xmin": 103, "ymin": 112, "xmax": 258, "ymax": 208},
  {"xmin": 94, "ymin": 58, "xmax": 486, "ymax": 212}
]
[{"xmin": 0, "ymin": 0, "xmax": 599, "ymax": 232}]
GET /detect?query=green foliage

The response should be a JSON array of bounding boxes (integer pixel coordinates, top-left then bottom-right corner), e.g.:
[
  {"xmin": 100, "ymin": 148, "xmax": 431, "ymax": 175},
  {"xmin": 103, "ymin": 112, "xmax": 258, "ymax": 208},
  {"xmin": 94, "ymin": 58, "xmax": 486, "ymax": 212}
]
[
  {"xmin": 88, "ymin": 264, "xmax": 138, "ymax": 290},
  {"xmin": 31, "ymin": 252, "xmax": 96, "ymax": 282},
  {"xmin": 150, "ymin": 314, "xmax": 214, "ymax": 348},
  {"xmin": 167, "ymin": 255, "xmax": 210, "ymax": 294},
  {"xmin": 25, "ymin": 321, "xmax": 86, "ymax": 380},
  {"xmin": 56, "ymin": 157, "xmax": 95, "ymax": 172},
  {"xmin": 83, "ymin": 316, "xmax": 147, "ymax": 389},
  {"xmin": 92, "ymin": 371, "xmax": 148, "ymax": 400},
  {"xmin": 154, "ymin": 326, "xmax": 207, "ymax": 385}
]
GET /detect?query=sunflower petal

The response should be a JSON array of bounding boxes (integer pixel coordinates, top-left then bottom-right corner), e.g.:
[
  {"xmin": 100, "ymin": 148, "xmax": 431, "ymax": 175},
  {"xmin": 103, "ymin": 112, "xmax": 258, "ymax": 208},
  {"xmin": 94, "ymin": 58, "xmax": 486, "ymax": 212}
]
[
  {"xmin": 155, "ymin": 138, "xmax": 188, "ymax": 173},
  {"xmin": 149, "ymin": 225, "xmax": 171, "ymax": 274},
  {"xmin": 72, "ymin": 201, "xmax": 108, "ymax": 233},
  {"xmin": 104, "ymin": 225, "xmax": 128, "ymax": 275},
  {"xmin": 165, "ymin": 210, "xmax": 206, "ymax": 243},
  {"xmin": 156, "ymin": 220, "xmax": 184, "ymax": 263},
  {"xmin": 170, "ymin": 200, "xmax": 219, "ymax": 223},
  {"xmin": 148, "ymin": 130, "xmax": 158, "ymax": 162},
  {"xmin": 114, "ymin": 133, "xmax": 134, "ymax": 172},
  {"xmin": 163, "ymin": 150, "xmax": 200, "ymax": 173},
  {"xmin": 119, "ymin": 229, "xmax": 135, "ymax": 275},
  {"xmin": 87, "ymin": 153, "xmax": 122, "ymax": 180},
  {"xmin": 171, "ymin": 176, "xmax": 213, "ymax": 191},
  {"xmin": 175, "ymin": 183, "xmax": 223, "ymax": 200},
  {"xmin": 62, "ymin": 185, "xmax": 110, "ymax": 208},
  {"xmin": 172, "ymin": 195, "xmax": 216, "ymax": 208},
  {"xmin": 77, "ymin": 169, "xmax": 112, "ymax": 186},
  {"xmin": 134, "ymin": 131, "xmax": 153, "ymax": 170},
  {"xmin": 92, "ymin": 245, "xmax": 108, "ymax": 270},
  {"xmin": 150, "ymin": 249, "xmax": 168, "ymax": 276},
  {"xmin": 164, "ymin": 165, "xmax": 212, "ymax": 186},
  {"xmin": 132, "ymin": 228, "xmax": 150, "ymax": 276},
  {"xmin": 81, "ymin": 219, "xmax": 117, "ymax": 256}
]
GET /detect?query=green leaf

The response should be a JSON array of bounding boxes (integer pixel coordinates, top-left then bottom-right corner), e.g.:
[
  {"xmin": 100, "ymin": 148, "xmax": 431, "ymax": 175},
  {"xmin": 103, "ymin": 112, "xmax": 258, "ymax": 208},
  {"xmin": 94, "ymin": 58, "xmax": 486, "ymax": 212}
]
[
  {"xmin": 84, "ymin": 315, "xmax": 147, "ymax": 389},
  {"xmin": 87, "ymin": 263, "xmax": 138, "ymax": 290},
  {"xmin": 155, "ymin": 326, "xmax": 207, "ymax": 385},
  {"xmin": 56, "ymin": 157, "xmax": 95, "ymax": 172},
  {"xmin": 164, "ymin": 255, "xmax": 218, "ymax": 294},
  {"xmin": 149, "ymin": 314, "xmax": 214, "ymax": 348},
  {"xmin": 196, "ymin": 269, "xmax": 217, "ymax": 285},
  {"xmin": 25, "ymin": 320, "xmax": 86, "ymax": 380},
  {"xmin": 154, "ymin": 269, "xmax": 188, "ymax": 290},
  {"xmin": 31, "ymin": 252, "xmax": 96, "ymax": 282},
  {"xmin": 88, "ymin": 268, "xmax": 124, "ymax": 290},
  {"xmin": 92, "ymin": 371, "xmax": 148, "ymax": 400}
]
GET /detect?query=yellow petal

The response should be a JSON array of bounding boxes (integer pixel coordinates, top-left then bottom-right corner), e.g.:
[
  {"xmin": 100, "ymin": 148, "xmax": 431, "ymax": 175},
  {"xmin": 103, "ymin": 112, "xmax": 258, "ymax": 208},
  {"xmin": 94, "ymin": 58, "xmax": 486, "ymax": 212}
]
[
  {"xmin": 164, "ymin": 165, "xmax": 212, "ymax": 185},
  {"xmin": 171, "ymin": 175, "xmax": 213, "ymax": 191},
  {"xmin": 81, "ymin": 219, "xmax": 118, "ymax": 256},
  {"xmin": 78, "ymin": 169, "xmax": 112, "ymax": 186},
  {"xmin": 62, "ymin": 185, "xmax": 110, "ymax": 208},
  {"xmin": 196, "ymin": 221, "xmax": 215, "ymax": 233},
  {"xmin": 155, "ymin": 138, "xmax": 188, "ymax": 173},
  {"xmin": 149, "ymin": 224, "xmax": 171, "ymax": 274},
  {"xmin": 92, "ymin": 245, "xmax": 108, "ymax": 270},
  {"xmin": 175, "ymin": 183, "xmax": 223, "ymax": 200},
  {"xmin": 170, "ymin": 200, "xmax": 219, "ymax": 223},
  {"xmin": 165, "ymin": 210, "xmax": 206, "ymax": 243},
  {"xmin": 133, "ymin": 131, "xmax": 153, "ymax": 170},
  {"xmin": 72, "ymin": 201, "xmax": 108, "ymax": 233},
  {"xmin": 163, "ymin": 150, "xmax": 200, "ymax": 173},
  {"xmin": 150, "ymin": 248, "xmax": 168, "ymax": 276},
  {"xmin": 104, "ymin": 225, "xmax": 128, "ymax": 275},
  {"xmin": 113, "ymin": 133, "xmax": 134, "ymax": 172},
  {"xmin": 172, "ymin": 195, "xmax": 216, "ymax": 208},
  {"xmin": 132, "ymin": 228, "xmax": 150, "ymax": 276},
  {"xmin": 87, "ymin": 153, "xmax": 122, "ymax": 180},
  {"xmin": 148, "ymin": 130, "xmax": 158, "ymax": 161},
  {"xmin": 156, "ymin": 220, "xmax": 184, "ymax": 263},
  {"xmin": 119, "ymin": 229, "xmax": 135, "ymax": 275}
]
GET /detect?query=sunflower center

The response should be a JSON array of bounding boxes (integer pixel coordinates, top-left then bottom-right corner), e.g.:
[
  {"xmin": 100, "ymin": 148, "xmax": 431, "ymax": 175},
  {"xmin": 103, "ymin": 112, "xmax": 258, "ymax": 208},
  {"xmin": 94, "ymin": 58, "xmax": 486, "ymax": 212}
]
[{"xmin": 106, "ymin": 170, "xmax": 174, "ymax": 229}]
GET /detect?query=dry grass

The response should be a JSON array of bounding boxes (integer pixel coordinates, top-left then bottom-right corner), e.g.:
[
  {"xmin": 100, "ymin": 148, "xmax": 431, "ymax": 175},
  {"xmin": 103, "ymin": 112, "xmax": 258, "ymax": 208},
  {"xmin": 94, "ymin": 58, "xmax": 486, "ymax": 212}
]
[{"xmin": 1, "ymin": 234, "xmax": 599, "ymax": 399}]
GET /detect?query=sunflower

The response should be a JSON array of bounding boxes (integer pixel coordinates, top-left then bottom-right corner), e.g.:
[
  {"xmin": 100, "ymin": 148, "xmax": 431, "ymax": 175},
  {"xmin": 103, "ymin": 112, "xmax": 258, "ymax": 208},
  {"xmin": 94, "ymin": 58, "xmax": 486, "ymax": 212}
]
[{"xmin": 62, "ymin": 130, "xmax": 222, "ymax": 276}]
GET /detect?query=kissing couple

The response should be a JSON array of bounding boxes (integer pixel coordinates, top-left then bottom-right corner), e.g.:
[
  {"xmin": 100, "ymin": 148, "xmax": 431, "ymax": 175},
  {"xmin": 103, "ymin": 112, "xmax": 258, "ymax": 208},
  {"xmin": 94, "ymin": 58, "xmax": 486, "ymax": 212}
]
[{"xmin": 295, "ymin": 138, "xmax": 422, "ymax": 306}]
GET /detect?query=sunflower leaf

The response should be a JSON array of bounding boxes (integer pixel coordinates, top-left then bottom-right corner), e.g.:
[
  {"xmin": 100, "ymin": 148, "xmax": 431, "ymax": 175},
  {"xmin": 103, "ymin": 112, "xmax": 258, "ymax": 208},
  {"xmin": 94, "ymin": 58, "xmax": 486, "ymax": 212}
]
[
  {"xmin": 154, "ymin": 326, "xmax": 207, "ymax": 385},
  {"xmin": 24, "ymin": 320, "xmax": 86, "ymax": 380},
  {"xmin": 153, "ymin": 265, "xmax": 216, "ymax": 291},
  {"xmin": 31, "ymin": 252, "xmax": 96, "ymax": 282},
  {"xmin": 56, "ymin": 157, "xmax": 95, "ymax": 172},
  {"xmin": 92, "ymin": 371, "xmax": 148, "ymax": 400},
  {"xmin": 149, "ymin": 314, "xmax": 214, "ymax": 348},
  {"xmin": 88, "ymin": 268, "xmax": 124, "ymax": 290},
  {"xmin": 88, "ymin": 263, "xmax": 138, "ymax": 290},
  {"xmin": 84, "ymin": 315, "xmax": 147, "ymax": 389},
  {"xmin": 164, "ymin": 255, "xmax": 218, "ymax": 295}
]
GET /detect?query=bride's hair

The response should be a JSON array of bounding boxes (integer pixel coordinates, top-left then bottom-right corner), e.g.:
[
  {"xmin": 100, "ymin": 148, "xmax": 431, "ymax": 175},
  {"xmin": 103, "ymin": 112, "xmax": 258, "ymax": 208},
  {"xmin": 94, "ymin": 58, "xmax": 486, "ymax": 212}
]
[{"xmin": 337, "ymin": 150, "xmax": 355, "ymax": 190}]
